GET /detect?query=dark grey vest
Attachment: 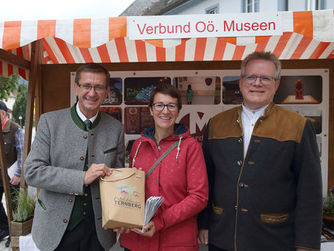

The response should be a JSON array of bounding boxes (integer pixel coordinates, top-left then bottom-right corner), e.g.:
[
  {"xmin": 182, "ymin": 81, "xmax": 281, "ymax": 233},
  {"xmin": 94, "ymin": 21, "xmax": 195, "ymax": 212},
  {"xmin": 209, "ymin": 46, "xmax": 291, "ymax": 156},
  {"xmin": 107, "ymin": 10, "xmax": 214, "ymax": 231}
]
[{"xmin": 0, "ymin": 120, "xmax": 19, "ymax": 187}]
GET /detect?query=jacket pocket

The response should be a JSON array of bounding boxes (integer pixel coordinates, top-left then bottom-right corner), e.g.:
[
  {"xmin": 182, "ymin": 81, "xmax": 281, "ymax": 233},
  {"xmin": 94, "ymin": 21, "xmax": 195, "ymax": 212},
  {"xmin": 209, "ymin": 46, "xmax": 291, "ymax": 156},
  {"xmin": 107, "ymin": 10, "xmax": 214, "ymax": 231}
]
[
  {"xmin": 212, "ymin": 203, "xmax": 223, "ymax": 215},
  {"xmin": 260, "ymin": 213, "xmax": 289, "ymax": 224},
  {"xmin": 104, "ymin": 147, "xmax": 117, "ymax": 154},
  {"xmin": 162, "ymin": 218, "xmax": 198, "ymax": 246}
]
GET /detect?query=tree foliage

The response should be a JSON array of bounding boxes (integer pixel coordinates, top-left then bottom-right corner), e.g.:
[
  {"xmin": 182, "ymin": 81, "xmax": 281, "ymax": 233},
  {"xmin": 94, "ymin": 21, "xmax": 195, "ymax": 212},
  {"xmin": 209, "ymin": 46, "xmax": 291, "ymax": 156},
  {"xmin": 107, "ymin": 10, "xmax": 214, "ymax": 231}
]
[
  {"xmin": 0, "ymin": 74, "xmax": 20, "ymax": 100},
  {"xmin": 12, "ymin": 83, "xmax": 28, "ymax": 127}
]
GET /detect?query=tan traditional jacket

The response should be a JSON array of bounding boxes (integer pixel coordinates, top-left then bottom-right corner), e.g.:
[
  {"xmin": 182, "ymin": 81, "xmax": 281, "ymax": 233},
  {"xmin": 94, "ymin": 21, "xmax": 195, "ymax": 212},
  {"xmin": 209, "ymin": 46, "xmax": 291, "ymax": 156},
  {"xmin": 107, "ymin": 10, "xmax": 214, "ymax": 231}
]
[{"xmin": 198, "ymin": 103, "xmax": 322, "ymax": 251}]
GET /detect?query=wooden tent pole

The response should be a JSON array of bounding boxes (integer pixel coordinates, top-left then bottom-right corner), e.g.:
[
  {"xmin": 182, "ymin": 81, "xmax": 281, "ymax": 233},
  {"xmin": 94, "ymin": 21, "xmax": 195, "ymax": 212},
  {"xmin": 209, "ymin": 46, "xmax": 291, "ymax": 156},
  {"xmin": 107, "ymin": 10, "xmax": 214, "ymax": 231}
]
[
  {"xmin": 34, "ymin": 64, "xmax": 42, "ymax": 126},
  {"xmin": 0, "ymin": 49, "xmax": 30, "ymax": 69},
  {"xmin": 20, "ymin": 40, "xmax": 43, "ymax": 189},
  {"xmin": 0, "ymin": 41, "xmax": 32, "ymax": 237},
  {"xmin": 0, "ymin": 124, "xmax": 13, "ymax": 225}
]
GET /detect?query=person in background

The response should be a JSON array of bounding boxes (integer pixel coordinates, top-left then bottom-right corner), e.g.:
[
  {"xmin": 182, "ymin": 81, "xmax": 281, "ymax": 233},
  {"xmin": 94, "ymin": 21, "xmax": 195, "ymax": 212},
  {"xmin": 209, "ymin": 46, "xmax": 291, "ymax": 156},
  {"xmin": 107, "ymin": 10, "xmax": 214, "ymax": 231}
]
[
  {"xmin": 121, "ymin": 83, "xmax": 208, "ymax": 251},
  {"xmin": 186, "ymin": 84, "xmax": 194, "ymax": 104},
  {"xmin": 198, "ymin": 51, "xmax": 322, "ymax": 251},
  {"xmin": 24, "ymin": 63, "xmax": 124, "ymax": 251},
  {"xmin": 0, "ymin": 100, "xmax": 24, "ymax": 243}
]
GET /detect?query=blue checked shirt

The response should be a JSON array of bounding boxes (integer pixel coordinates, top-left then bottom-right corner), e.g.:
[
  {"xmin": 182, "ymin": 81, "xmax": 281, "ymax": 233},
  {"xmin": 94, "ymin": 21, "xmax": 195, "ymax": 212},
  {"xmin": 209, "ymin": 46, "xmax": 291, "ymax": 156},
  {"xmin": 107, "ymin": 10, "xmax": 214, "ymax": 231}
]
[{"xmin": 14, "ymin": 127, "xmax": 24, "ymax": 177}]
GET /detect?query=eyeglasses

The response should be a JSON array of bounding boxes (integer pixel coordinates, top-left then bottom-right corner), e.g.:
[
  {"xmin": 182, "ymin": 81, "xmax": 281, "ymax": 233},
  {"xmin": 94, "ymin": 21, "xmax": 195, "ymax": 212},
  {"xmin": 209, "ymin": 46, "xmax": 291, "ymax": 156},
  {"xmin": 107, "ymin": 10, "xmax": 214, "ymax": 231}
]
[
  {"xmin": 77, "ymin": 83, "xmax": 107, "ymax": 93},
  {"xmin": 242, "ymin": 74, "xmax": 277, "ymax": 85},
  {"xmin": 152, "ymin": 102, "xmax": 178, "ymax": 112}
]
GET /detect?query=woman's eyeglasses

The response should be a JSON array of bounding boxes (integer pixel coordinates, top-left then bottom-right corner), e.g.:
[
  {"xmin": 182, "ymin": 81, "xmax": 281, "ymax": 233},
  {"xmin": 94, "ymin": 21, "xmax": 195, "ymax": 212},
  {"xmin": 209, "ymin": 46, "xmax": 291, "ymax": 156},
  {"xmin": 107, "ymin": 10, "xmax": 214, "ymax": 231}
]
[{"xmin": 152, "ymin": 102, "xmax": 178, "ymax": 112}]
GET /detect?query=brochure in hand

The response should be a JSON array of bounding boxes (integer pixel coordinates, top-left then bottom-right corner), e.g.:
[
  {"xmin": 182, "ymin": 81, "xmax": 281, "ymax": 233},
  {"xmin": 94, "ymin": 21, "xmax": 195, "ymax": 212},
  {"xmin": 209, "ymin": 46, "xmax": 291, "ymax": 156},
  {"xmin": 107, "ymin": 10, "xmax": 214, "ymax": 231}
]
[{"xmin": 142, "ymin": 196, "xmax": 164, "ymax": 233}]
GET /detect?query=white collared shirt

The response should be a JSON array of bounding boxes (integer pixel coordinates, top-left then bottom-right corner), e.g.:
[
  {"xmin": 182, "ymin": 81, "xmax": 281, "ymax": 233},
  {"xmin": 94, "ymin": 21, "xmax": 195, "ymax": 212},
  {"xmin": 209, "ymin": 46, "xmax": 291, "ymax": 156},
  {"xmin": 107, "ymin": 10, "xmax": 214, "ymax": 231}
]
[
  {"xmin": 241, "ymin": 104, "xmax": 268, "ymax": 158},
  {"xmin": 76, "ymin": 103, "xmax": 98, "ymax": 124}
]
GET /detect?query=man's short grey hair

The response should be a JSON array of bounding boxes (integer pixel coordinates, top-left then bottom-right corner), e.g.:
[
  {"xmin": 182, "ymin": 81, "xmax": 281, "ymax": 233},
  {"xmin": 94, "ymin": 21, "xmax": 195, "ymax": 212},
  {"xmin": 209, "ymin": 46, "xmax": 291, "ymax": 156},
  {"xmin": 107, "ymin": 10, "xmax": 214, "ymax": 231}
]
[
  {"xmin": 241, "ymin": 51, "xmax": 281, "ymax": 80},
  {"xmin": 75, "ymin": 63, "xmax": 110, "ymax": 87}
]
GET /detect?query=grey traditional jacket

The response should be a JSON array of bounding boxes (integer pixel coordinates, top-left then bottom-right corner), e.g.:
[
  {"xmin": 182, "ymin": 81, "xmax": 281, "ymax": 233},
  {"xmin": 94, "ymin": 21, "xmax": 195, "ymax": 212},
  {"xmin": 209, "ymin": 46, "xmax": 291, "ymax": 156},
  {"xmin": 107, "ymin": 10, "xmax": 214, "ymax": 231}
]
[
  {"xmin": 198, "ymin": 103, "xmax": 322, "ymax": 251},
  {"xmin": 24, "ymin": 105, "xmax": 124, "ymax": 251}
]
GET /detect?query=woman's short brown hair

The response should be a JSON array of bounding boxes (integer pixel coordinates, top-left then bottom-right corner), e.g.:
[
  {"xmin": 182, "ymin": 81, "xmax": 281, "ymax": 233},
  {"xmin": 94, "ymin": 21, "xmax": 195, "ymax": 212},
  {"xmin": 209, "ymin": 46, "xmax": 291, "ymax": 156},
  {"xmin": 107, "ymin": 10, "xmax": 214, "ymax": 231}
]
[{"xmin": 149, "ymin": 83, "xmax": 182, "ymax": 110}]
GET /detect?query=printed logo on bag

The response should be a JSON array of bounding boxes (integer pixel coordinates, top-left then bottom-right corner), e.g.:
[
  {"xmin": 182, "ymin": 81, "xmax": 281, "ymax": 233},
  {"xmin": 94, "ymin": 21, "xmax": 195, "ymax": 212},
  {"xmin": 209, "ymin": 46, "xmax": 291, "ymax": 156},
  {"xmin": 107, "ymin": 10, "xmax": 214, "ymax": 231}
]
[
  {"xmin": 117, "ymin": 185, "xmax": 140, "ymax": 197},
  {"xmin": 114, "ymin": 185, "xmax": 142, "ymax": 209}
]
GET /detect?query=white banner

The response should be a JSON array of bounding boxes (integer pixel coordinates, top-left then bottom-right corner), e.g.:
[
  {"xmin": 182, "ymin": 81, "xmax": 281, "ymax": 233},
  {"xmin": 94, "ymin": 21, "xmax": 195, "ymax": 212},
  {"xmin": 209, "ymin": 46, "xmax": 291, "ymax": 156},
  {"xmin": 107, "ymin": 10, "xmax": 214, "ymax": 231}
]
[{"xmin": 128, "ymin": 13, "xmax": 282, "ymax": 40}]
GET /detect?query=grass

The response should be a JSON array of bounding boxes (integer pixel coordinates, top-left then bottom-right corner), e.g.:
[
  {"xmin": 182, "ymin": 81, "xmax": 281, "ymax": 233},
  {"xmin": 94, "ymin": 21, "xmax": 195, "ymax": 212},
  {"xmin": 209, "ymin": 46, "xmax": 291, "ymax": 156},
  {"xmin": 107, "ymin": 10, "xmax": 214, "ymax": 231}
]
[{"xmin": 12, "ymin": 189, "xmax": 35, "ymax": 222}]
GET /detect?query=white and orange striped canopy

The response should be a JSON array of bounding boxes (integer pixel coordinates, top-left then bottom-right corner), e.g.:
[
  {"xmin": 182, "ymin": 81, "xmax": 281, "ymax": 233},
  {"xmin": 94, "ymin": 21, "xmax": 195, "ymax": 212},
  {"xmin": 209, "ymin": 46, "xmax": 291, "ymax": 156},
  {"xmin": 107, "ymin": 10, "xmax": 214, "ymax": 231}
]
[{"xmin": 1, "ymin": 10, "xmax": 334, "ymax": 79}]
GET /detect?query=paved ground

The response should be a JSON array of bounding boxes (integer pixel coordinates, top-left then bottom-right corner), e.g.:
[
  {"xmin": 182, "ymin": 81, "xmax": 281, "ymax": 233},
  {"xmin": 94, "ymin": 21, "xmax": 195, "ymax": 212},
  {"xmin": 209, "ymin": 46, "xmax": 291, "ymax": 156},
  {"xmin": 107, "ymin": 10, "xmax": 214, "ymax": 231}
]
[
  {"xmin": 0, "ymin": 237, "xmax": 10, "ymax": 250},
  {"xmin": 1, "ymin": 195, "xmax": 11, "ymax": 251},
  {"xmin": 0, "ymin": 235, "xmax": 207, "ymax": 251}
]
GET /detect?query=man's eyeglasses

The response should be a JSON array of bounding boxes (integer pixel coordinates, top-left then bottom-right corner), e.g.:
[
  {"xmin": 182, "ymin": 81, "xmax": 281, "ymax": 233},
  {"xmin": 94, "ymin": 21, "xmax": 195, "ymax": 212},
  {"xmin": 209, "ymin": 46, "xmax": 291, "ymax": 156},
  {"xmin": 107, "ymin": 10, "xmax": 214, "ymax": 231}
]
[
  {"xmin": 77, "ymin": 83, "xmax": 107, "ymax": 93},
  {"xmin": 152, "ymin": 102, "xmax": 178, "ymax": 112},
  {"xmin": 242, "ymin": 74, "xmax": 277, "ymax": 85}
]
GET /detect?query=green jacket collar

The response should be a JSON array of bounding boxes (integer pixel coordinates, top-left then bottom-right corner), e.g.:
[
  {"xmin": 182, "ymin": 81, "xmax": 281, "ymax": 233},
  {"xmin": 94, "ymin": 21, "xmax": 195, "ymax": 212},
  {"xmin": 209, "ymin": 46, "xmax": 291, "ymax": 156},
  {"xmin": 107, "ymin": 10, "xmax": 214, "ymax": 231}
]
[{"xmin": 70, "ymin": 104, "xmax": 101, "ymax": 131}]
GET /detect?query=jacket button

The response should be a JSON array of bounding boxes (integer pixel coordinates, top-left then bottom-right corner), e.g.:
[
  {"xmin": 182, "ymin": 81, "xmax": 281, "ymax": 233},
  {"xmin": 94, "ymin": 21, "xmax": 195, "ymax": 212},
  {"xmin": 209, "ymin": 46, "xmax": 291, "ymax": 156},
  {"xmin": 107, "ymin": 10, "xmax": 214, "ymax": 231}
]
[
  {"xmin": 80, "ymin": 156, "xmax": 85, "ymax": 161},
  {"xmin": 68, "ymin": 198, "xmax": 73, "ymax": 202},
  {"xmin": 238, "ymin": 138, "xmax": 243, "ymax": 143},
  {"xmin": 63, "ymin": 219, "xmax": 68, "ymax": 223},
  {"xmin": 237, "ymin": 160, "xmax": 242, "ymax": 166},
  {"xmin": 234, "ymin": 205, "xmax": 238, "ymax": 211},
  {"xmin": 239, "ymin": 183, "xmax": 248, "ymax": 188},
  {"xmin": 241, "ymin": 208, "xmax": 248, "ymax": 212},
  {"xmin": 83, "ymin": 135, "xmax": 88, "ymax": 139}
]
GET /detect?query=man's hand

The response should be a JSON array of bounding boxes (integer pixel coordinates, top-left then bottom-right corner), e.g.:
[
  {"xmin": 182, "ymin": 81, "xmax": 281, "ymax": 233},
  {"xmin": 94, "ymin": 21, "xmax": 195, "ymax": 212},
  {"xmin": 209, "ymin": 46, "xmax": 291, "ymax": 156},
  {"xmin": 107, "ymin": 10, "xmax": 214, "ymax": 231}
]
[
  {"xmin": 84, "ymin": 163, "xmax": 112, "ymax": 185},
  {"xmin": 198, "ymin": 229, "xmax": 208, "ymax": 245},
  {"xmin": 131, "ymin": 221, "xmax": 156, "ymax": 237},
  {"xmin": 10, "ymin": 175, "xmax": 20, "ymax": 185}
]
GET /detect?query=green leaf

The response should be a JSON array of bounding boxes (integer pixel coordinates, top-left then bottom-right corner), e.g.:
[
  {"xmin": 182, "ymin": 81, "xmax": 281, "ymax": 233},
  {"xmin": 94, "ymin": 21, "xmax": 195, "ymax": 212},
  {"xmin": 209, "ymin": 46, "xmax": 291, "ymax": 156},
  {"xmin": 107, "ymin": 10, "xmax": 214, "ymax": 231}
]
[
  {"xmin": 0, "ymin": 74, "xmax": 20, "ymax": 100},
  {"xmin": 12, "ymin": 82, "xmax": 28, "ymax": 127}
]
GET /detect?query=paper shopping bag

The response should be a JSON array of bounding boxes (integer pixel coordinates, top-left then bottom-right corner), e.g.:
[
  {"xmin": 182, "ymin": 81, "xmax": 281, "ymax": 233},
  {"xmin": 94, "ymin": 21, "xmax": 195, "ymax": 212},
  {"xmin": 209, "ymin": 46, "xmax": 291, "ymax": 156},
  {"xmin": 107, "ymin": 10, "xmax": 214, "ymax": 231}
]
[{"xmin": 100, "ymin": 168, "xmax": 145, "ymax": 229}]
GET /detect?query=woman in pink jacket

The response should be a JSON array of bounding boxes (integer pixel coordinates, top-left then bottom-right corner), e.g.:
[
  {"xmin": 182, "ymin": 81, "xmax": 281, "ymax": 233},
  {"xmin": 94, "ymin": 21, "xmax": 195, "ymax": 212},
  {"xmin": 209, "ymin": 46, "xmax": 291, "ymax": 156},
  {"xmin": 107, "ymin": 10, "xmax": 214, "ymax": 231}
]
[{"xmin": 121, "ymin": 83, "xmax": 208, "ymax": 251}]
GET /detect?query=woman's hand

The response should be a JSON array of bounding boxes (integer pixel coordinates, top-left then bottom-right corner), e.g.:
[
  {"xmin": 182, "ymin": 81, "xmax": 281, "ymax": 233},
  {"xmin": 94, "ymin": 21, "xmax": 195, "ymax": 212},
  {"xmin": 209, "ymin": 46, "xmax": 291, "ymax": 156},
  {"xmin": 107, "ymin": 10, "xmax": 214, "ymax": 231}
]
[
  {"xmin": 198, "ymin": 229, "xmax": 208, "ymax": 245},
  {"xmin": 131, "ymin": 221, "xmax": 156, "ymax": 237},
  {"xmin": 112, "ymin": 226, "xmax": 130, "ymax": 234}
]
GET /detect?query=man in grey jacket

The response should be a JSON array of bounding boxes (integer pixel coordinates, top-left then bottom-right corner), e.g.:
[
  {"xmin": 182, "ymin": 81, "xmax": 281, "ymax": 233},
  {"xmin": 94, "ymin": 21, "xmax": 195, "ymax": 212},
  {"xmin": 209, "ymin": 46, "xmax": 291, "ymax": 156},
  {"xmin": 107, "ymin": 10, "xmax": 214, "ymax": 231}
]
[{"xmin": 25, "ymin": 63, "xmax": 124, "ymax": 251}]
